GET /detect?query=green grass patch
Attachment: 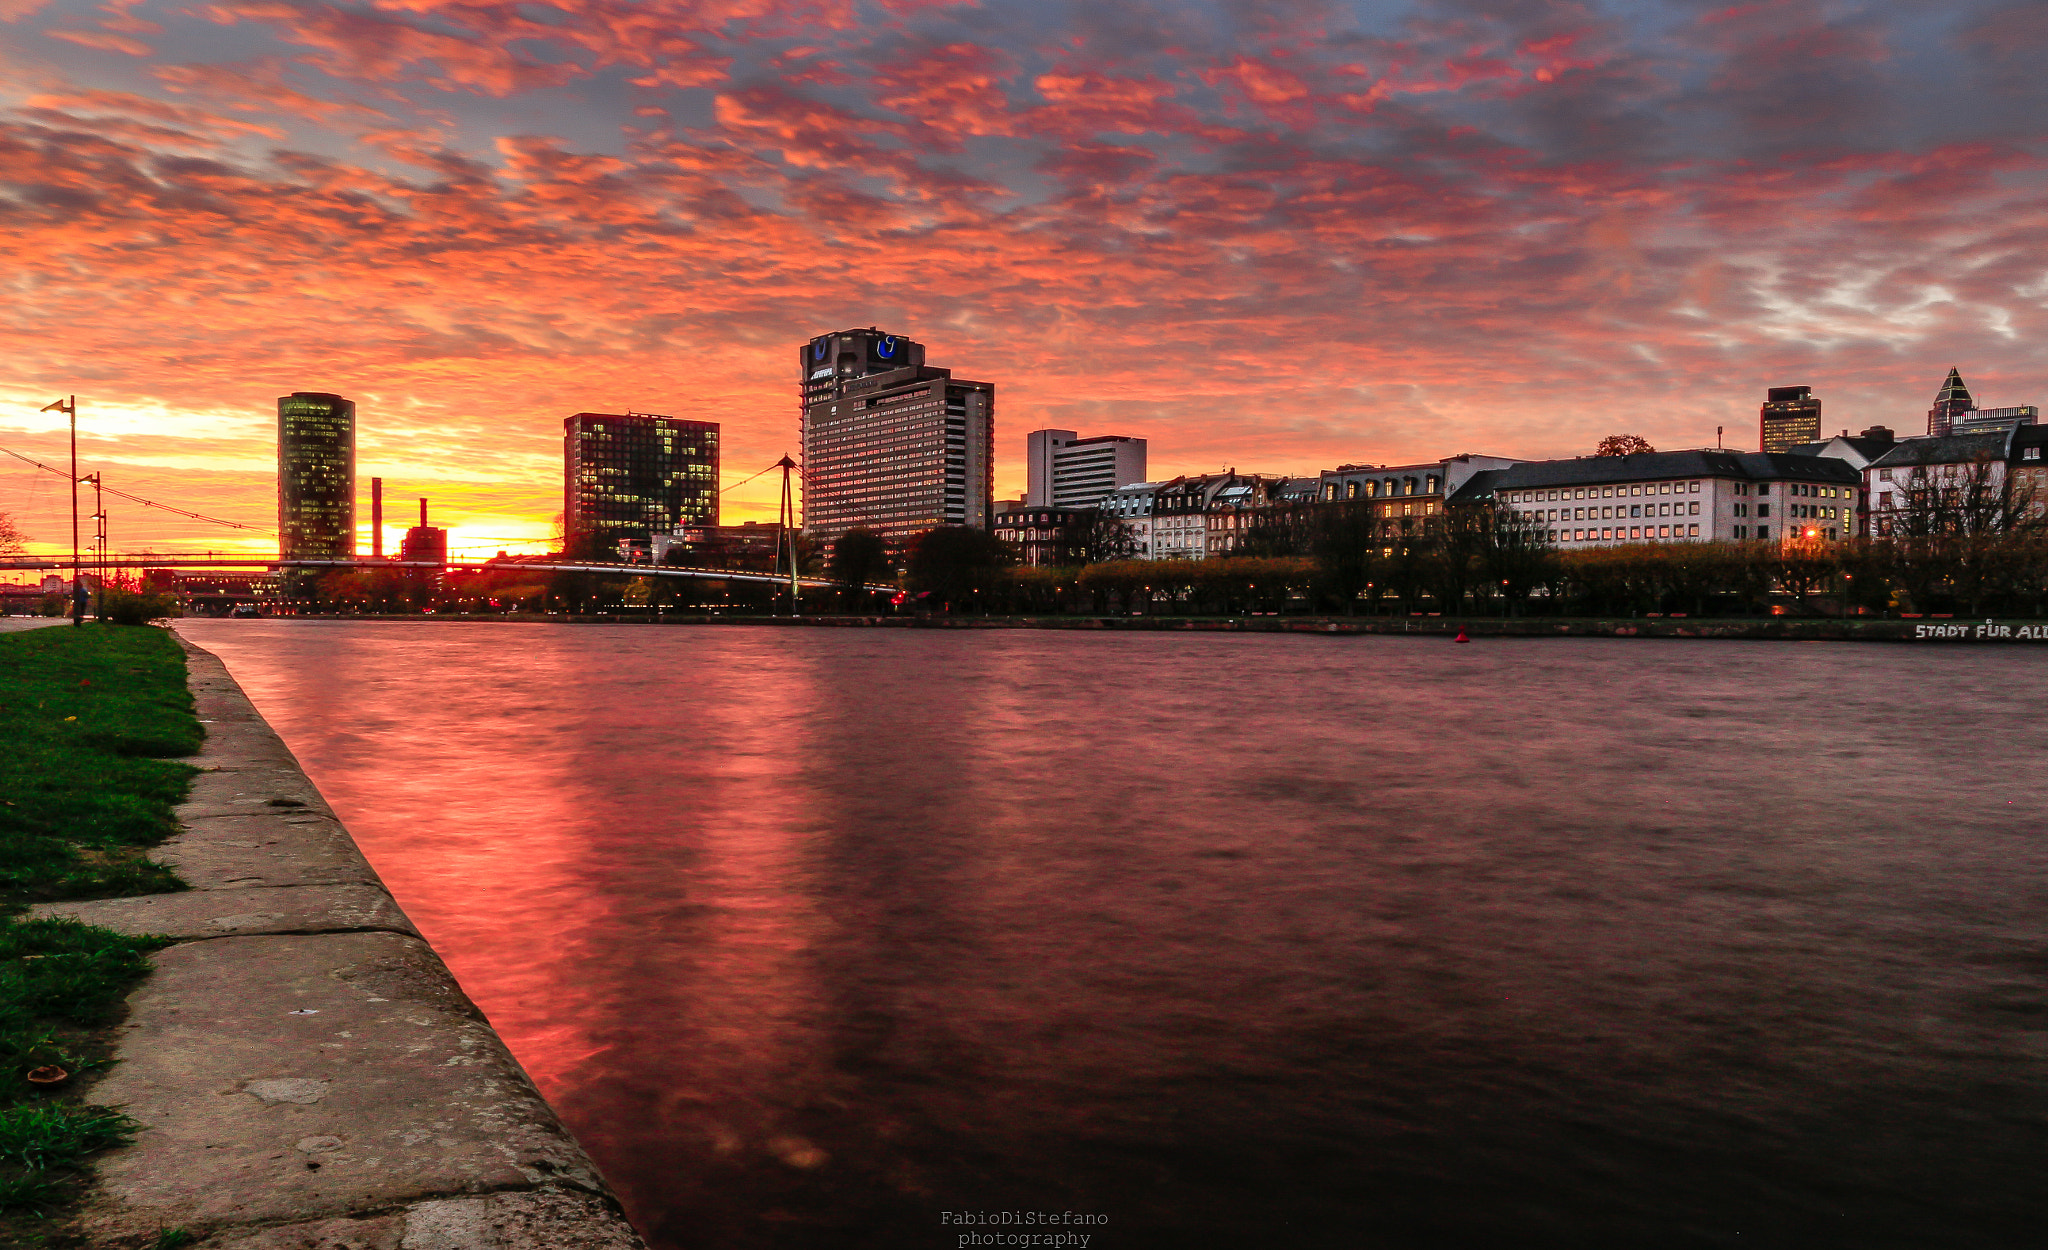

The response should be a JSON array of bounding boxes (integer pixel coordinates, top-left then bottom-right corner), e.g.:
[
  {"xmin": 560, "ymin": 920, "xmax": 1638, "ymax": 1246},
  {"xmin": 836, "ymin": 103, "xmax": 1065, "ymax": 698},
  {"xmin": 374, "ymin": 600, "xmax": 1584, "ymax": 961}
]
[
  {"xmin": 0, "ymin": 624, "xmax": 199, "ymax": 906},
  {"xmin": 0, "ymin": 624, "xmax": 200, "ymax": 1224}
]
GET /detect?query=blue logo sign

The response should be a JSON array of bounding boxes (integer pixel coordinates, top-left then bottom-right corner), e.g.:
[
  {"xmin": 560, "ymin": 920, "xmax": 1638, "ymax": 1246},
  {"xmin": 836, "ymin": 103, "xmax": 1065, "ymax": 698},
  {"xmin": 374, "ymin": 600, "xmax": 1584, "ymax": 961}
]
[
  {"xmin": 812, "ymin": 338, "xmax": 831, "ymax": 362},
  {"xmin": 875, "ymin": 336, "xmax": 899, "ymax": 359}
]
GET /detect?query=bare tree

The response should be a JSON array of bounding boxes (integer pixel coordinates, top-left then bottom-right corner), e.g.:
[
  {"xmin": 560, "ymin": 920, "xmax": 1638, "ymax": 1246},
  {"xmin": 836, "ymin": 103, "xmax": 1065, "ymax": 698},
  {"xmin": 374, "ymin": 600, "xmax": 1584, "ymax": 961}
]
[{"xmin": 0, "ymin": 509, "xmax": 24, "ymax": 556}]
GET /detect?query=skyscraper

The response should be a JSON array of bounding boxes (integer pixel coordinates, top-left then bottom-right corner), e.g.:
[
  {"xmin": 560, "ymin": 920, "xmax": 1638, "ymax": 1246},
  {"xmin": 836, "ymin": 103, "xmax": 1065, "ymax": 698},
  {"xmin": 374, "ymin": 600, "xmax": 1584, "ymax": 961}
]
[
  {"xmin": 1759, "ymin": 385, "xmax": 1821, "ymax": 454},
  {"xmin": 800, "ymin": 328, "xmax": 994, "ymax": 547},
  {"xmin": 1927, "ymin": 367, "xmax": 1974, "ymax": 436},
  {"xmin": 563, "ymin": 412, "xmax": 718, "ymax": 557},
  {"xmin": 278, "ymin": 391, "xmax": 355, "ymax": 561},
  {"xmin": 1025, "ymin": 430, "xmax": 1147, "ymax": 509}
]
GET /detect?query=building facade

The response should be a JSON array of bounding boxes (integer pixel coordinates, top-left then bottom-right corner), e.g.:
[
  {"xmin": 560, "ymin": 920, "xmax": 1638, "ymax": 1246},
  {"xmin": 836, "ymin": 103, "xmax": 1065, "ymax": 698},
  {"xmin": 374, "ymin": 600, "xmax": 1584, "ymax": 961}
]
[
  {"xmin": 800, "ymin": 328, "xmax": 995, "ymax": 549},
  {"xmin": 1865, "ymin": 431, "xmax": 2015, "ymax": 535},
  {"xmin": 992, "ymin": 506, "xmax": 1086, "ymax": 567},
  {"xmin": 563, "ymin": 412, "xmax": 719, "ymax": 556},
  {"xmin": 1025, "ymin": 430, "xmax": 1147, "ymax": 509},
  {"xmin": 1486, "ymin": 450, "xmax": 1861, "ymax": 546},
  {"xmin": 1760, "ymin": 385, "xmax": 1822, "ymax": 453},
  {"xmin": 1318, "ymin": 454, "xmax": 1520, "ymax": 525},
  {"xmin": 277, "ymin": 391, "xmax": 355, "ymax": 561}
]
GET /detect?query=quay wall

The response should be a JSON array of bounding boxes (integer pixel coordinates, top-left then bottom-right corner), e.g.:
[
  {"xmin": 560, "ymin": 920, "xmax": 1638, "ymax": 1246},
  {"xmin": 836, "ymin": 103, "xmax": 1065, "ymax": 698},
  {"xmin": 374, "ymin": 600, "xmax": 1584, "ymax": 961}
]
[
  {"xmin": 255, "ymin": 613, "xmax": 2048, "ymax": 644},
  {"xmin": 30, "ymin": 636, "xmax": 648, "ymax": 1249}
]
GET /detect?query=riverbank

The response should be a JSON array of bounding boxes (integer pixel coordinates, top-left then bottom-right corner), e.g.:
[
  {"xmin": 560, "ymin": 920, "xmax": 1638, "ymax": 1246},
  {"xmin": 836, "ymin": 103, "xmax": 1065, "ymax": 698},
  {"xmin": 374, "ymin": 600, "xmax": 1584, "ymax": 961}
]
[
  {"xmin": 27, "ymin": 633, "xmax": 646, "ymax": 1248},
  {"xmin": 229, "ymin": 612, "xmax": 2048, "ymax": 643}
]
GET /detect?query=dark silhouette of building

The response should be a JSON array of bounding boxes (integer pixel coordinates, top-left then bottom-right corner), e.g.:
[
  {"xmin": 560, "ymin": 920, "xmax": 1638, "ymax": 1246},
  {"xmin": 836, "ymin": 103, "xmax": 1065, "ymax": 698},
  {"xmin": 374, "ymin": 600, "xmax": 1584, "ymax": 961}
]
[
  {"xmin": 400, "ymin": 498, "xmax": 447, "ymax": 568},
  {"xmin": 800, "ymin": 328, "xmax": 994, "ymax": 548},
  {"xmin": 278, "ymin": 392, "xmax": 355, "ymax": 560},
  {"xmin": 1760, "ymin": 386, "xmax": 1821, "ymax": 454},
  {"xmin": 564, "ymin": 412, "xmax": 718, "ymax": 557}
]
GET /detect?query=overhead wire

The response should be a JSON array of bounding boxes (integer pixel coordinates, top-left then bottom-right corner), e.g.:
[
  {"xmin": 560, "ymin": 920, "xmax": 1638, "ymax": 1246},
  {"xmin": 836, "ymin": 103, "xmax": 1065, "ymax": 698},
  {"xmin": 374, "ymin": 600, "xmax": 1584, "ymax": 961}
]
[{"xmin": 1, "ymin": 446, "xmax": 276, "ymax": 534}]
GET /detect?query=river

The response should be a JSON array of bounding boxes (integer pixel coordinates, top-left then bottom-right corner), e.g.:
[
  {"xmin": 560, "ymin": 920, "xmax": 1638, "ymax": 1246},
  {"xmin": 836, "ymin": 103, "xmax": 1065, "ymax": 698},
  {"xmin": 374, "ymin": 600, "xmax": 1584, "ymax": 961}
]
[{"xmin": 173, "ymin": 621, "xmax": 2048, "ymax": 1249}]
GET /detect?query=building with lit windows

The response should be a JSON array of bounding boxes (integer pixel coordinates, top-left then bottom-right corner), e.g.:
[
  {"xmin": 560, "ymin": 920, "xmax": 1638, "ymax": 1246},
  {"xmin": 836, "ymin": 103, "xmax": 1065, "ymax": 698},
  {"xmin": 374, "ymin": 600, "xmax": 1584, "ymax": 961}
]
[
  {"xmin": 277, "ymin": 391, "xmax": 355, "ymax": 561},
  {"xmin": 1025, "ymin": 430, "xmax": 1147, "ymax": 509},
  {"xmin": 1760, "ymin": 385, "xmax": 1822, "ymax": 453},
  {"xmin": 563, "ymin": 412, "xmax": 718, "ymax": 557},
  {"xmin": 800, "ymin": 328, "xmax": 995, "ymax": 549},
  {"xmin": 1318, "ymin": 455, "xmax": 1519, "ymax": 525},
  {"xmin": 1476, "ymin": 451, "xmax": 1861, "ymax": 545}
]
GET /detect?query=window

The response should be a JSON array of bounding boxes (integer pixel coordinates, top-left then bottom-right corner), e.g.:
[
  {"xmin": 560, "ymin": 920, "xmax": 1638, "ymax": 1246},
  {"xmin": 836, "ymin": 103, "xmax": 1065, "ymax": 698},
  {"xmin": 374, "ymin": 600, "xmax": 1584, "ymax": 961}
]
[
  {"xmin": 1689, "ymin": 502, "xmax": 1700, "ymax": 515},
  {"xmin": 1630, "ymin": 504, "xmax": 1641, "ymax": 517},
  {"xmin": 1757, "ymin": 525, "xmax": 1769, "ymax": 539},
  {"xmin": 1734, "ymin": 525, "xmax": 1746, "ymax": 538},
  {"xmin": 1758, "ymin": 503, "xmax": 1770, "ymax": 517},
  {"xmin": 1757, "ymin": 483, "xmax": 1771, "ymax": 496},
  {"xmin": 2027, "ymin": 448, "xmax": 2042, "ymax": 462},
  {"xmin": 1688, "ymin": 524, "xmax": 1698, "ymax": 536},
  {"xmin": 1690, "ymin": 481, "xmax": 1700, "ymax": 492}
]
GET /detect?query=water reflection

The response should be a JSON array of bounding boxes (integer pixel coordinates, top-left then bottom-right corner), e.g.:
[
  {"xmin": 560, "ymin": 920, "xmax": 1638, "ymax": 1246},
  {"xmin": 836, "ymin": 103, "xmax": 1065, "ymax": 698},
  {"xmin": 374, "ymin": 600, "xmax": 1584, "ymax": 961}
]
[{"xmin": 178, "ymin": 622, "xmax": 2048, "ymax": 1249}]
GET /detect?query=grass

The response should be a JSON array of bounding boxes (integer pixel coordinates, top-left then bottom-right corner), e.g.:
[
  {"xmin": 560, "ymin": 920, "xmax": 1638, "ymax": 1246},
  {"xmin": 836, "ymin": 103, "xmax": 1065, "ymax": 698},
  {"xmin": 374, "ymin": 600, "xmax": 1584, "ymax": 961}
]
[
  {"xmin": 0, "ymin": 625, "xmax": 198, "ymax": 905},
  {"xmin": 0, "ymin": 624, "xmax": 199, "ymax": 1227}
]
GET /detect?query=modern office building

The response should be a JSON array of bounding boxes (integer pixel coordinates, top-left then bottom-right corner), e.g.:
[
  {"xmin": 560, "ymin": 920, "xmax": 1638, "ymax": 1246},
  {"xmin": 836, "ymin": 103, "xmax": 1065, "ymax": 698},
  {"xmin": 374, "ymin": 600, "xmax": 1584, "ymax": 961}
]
[
  {"xmin": 1025, "ymin": 430, "xmax": 1147, "ymax": 509},
  {"xmin": 277, "ymin": 391, "xmax": 355, "ymax": 561},
  {"xmin": 1924, "ymin": 367, "xmax": 2038, "ymax": 437},
  {"xmin": 1760, "ymin": 385, "xmax": 1822, "ymax": 453},
  {"xmin": 563, "ymin": 412, "xmax": 718, "ymax": 557},
  {"xmin": 800, "ymin": 328, "xmax": 994, "ymax": 548}
]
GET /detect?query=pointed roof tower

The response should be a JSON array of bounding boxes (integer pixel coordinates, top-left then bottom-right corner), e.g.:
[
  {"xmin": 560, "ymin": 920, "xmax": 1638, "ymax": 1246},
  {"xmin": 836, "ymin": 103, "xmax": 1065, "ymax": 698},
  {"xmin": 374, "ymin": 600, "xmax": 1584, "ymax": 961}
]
[{"xmin": 1928, "ymin": 367, "xmax": 1977, "ymax": 436}]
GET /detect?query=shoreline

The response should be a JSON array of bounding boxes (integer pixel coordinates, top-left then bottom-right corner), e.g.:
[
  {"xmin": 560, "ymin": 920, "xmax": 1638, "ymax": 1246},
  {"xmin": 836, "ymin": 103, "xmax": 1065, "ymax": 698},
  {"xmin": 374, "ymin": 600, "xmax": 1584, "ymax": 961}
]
[
  {"xmin": 192, "ymin": 613, "xmax": 2048, "ymax": 643},
  {"xmin": 30, "ymin": 634, "xmax": 648, "ymax": 1248}
]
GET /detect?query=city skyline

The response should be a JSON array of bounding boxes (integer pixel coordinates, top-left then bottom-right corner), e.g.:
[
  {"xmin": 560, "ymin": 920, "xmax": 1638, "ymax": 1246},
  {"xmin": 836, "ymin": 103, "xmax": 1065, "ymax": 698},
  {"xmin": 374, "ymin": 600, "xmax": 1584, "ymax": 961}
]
[{"xmin": 4, "ymin": 0, "xmax": 2047, "ymax": 556}]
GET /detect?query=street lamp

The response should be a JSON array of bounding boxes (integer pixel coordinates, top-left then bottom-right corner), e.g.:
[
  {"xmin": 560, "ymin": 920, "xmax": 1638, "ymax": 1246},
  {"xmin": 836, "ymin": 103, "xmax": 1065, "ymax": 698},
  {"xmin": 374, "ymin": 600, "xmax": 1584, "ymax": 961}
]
[{"xmin": 39, "ymin": 396, "xmax": 81, "ymax": 625}]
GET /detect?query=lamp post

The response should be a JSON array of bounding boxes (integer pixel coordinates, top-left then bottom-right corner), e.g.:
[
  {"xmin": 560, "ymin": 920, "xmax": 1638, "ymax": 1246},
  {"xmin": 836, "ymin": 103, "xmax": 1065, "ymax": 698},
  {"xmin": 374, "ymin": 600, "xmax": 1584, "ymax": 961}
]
[{"xmin": 39, "ymin": 397, "xmax": 81, "ymax": 624}]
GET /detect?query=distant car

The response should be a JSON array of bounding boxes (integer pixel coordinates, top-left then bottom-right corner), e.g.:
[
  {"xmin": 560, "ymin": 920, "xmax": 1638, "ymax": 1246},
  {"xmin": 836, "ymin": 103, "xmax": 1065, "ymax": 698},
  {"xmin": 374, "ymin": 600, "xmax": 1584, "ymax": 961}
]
[{"xmin": 229, "ymin": 604, "xmax": 262, "ymax": 618}]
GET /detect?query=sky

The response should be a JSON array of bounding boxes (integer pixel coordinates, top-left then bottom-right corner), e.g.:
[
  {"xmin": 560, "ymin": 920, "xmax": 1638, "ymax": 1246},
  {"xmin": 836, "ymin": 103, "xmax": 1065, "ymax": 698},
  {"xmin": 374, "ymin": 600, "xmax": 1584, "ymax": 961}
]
[{"xmin": 3, "ymin": 0, "xmax": 2046, "ymax": 558}]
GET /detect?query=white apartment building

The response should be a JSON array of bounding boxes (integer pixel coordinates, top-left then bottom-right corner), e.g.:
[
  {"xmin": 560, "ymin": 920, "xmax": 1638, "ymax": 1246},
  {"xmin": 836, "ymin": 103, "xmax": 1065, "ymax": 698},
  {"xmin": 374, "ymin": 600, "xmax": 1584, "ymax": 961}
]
[
  {"xmin": 1025, "ymin": 430, "xmax": 1148, "ymax": 510},
  {"xmin": 1480, "ymin": 450, "xmax": 1861, "ymax": 546}
]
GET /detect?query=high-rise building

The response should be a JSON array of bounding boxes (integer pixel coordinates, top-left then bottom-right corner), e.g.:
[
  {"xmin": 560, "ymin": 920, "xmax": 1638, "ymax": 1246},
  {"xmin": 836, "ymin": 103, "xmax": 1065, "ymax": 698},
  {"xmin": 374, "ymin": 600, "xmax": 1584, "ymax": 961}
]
[
  {"xmin": 800, "ymin": 328, "xmax": 994, "ymax": 548},
  {"xmin": 563, "ymin": 412, "xmax": 718, "ymax": 557},
  {"xmin": 1760, "ymin": 385, "xmax": 1822, "ymax": 453},
  {"xmin": 1927, "ymin": 368, "xmax": 1975, "ymax": 436},
  {"xmin": 278, "ymin": 391, "xmax": 355, "ymax": 561},
  {"xmin": 1025, "ymin": 430, "xmax": 1147, "ymax": 509}
]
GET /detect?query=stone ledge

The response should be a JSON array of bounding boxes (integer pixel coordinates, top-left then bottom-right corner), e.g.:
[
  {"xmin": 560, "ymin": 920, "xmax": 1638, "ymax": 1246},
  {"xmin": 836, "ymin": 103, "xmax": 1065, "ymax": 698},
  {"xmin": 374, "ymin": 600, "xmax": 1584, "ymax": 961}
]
[{"xmin": 63, "ymin": 635, "xmax": 647, "ymax": 1249}]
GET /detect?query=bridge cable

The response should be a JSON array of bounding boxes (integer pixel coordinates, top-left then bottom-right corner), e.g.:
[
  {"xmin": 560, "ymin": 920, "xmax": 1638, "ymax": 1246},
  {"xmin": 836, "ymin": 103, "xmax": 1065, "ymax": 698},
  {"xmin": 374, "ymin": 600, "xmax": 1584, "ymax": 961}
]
[{"xmin": 1, "ymin": 446, "xmax": 276, "ymax": 534}]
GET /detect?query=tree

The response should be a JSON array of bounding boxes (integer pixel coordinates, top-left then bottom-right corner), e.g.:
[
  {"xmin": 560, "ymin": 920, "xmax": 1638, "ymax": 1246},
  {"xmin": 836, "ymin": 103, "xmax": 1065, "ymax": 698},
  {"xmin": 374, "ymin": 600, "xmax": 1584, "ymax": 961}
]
[
  {"xmin": 1059, "ymin": 509, "xmax": 1141, "ymax": 565},
  {"xmin": 904, "ymin": 526, "xmax": 1016, "ymax": 612},
  {"xmin": 1595, "ymin": 434, "xmax": 1656, "ymax": 457},
  {"xmin": 0, "ymin": 510, "xmax": 24, "ymax": 556},
  {"xmin": 830, "ymin": 528, "xmax": 892, "ymax": 610}
]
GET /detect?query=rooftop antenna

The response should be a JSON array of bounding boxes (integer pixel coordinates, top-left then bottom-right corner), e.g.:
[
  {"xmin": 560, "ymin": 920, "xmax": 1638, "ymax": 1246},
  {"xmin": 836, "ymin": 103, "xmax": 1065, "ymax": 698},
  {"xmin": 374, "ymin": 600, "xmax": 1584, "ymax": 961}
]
[{"xmin": 1717, "ymin": 425, "xmax": 1723, "ymax": 449}]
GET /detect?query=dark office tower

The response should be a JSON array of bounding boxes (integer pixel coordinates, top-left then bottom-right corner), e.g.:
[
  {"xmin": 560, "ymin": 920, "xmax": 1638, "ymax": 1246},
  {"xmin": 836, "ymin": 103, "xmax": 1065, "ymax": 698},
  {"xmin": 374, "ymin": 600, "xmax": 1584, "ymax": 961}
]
[
  {"xmin": 1759, "ymin": 385, "xmax": 1822, "ymax": 454},
  {"xmin": 799, "ymin": 328, "xmax": 994, "ymax": 548},
  {"xmin": 563, "ymin": 412, "xmax": 718, "ymax": 558},
  {"xmin": 400, "ymin": 498, "xmax": 448, "ymax": 569},
  {"xmin": 1927, "ymin": 367, "xmax": 1976, "ymax": 436},
  {"xmin": 277, "ymin": 391, "xmax": 355, "ymax": 561}
]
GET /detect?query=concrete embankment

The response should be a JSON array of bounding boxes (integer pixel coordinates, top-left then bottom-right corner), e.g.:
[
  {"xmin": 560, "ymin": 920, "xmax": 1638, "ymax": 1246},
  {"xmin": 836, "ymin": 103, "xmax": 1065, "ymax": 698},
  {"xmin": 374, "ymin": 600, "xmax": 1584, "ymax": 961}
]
[
  {"xmin": 276, "ymin": 612, "xmax": 2048, "ymax": 644},
  {"xmin": 31, "ymin": 637, "xmax": 646, "ymax": 1249}
]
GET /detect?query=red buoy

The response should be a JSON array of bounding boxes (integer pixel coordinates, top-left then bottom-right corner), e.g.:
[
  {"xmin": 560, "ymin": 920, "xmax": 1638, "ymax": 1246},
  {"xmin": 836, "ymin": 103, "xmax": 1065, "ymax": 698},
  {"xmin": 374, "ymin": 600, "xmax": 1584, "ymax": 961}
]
[{"xmin": 1453, "ymin": 629, "xmax": 1471, "ymax": 644}]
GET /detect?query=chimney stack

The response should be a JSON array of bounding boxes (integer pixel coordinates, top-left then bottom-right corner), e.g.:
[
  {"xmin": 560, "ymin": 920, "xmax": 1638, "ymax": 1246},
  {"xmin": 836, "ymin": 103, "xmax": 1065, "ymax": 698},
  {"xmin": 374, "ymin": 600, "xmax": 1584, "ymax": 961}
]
[
  {"xmin": 419, "ymin": 498, "xmax": 428, "ymax": 528},
  {"xmin": 371, "ymin": 477, "xmax": 383, "ymax": 559}
]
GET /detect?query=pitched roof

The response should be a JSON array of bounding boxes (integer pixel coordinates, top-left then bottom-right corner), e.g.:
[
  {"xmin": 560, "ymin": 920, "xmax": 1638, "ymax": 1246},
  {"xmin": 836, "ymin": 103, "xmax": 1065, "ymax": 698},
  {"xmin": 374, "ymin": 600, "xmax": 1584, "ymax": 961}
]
[
  {"xmin": 1490, "ymin": 450, "xmax": 1859, "ymax": 490},
  {"xmin": 1869, "ymin": 431, "xmax": 2007, "ymax": 469},
  {"xmin": 1446, "ymin": 468, "xmax": 1510, "ymax": 505}
]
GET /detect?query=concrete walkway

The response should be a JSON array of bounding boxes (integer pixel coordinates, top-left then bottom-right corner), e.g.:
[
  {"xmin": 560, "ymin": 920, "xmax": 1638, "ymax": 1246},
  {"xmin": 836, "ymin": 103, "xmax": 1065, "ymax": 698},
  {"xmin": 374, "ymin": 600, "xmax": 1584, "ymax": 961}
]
[
  {"xmin": 32, "ymin": 638, "xmax": 648, "ymax": 1249},
  {"xmin": 0, "ymin": 616, "xmax": 69, "ymax": 632}
]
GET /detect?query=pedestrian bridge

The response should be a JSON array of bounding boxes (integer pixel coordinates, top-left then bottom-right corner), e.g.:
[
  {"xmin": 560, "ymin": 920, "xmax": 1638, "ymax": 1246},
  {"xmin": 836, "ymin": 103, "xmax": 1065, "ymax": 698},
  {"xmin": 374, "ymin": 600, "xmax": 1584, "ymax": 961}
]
[{"xmin": 0, "ymin": 556, "xmax": 893, "ymax": 594}]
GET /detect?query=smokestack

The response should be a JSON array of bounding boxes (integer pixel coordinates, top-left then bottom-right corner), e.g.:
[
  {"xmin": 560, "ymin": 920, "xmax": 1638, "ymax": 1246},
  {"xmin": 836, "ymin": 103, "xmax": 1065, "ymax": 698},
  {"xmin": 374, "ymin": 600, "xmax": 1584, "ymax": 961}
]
[
  {"xmin": 371, "ymin": 478, "xmax": 383, "ymax": 558},
  {"xmin": 419, "ymin": 498, "xmax": 428, "ymax": 528}
]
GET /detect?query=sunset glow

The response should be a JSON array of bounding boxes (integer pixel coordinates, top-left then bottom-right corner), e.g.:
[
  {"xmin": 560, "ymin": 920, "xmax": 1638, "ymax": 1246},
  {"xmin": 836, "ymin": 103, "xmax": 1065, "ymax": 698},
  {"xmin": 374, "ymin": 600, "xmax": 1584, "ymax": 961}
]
[{"xmin": 4, "ymin": 0, "xmax": 2045, "ymax": 556}]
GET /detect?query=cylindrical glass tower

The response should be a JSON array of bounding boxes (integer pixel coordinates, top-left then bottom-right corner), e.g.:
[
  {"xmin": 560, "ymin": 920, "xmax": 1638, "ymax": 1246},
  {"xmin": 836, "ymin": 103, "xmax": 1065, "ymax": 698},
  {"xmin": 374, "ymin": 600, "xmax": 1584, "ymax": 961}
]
[{"xmin": 278, "ymin": 391, "xmax": 355, "ymax": 560}]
